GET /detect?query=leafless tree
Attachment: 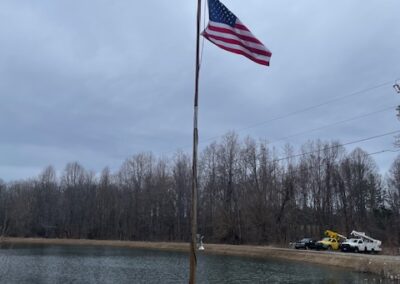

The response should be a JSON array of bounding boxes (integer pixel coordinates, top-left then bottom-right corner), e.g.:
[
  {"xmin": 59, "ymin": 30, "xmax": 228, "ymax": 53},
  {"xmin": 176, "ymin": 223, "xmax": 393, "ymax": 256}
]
[{"xmin": 0, "ymin": 134, "xmax": 398, "ymax": 247}]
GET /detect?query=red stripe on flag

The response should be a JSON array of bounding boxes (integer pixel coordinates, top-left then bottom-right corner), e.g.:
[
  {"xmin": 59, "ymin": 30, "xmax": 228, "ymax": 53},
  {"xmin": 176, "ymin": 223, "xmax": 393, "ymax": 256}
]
[
  {"xmin": 204, "ymin": 34, "xmax": 270, "ymax": 66},
  {"xmin": 207, "ymin": 25, "xmax": 263, "ymax": 45},
  {"xmin": 203, "ymin": 31, "xmax": 271, "ymax": 57},
  {"xmin": 234, "ymin": 23, "xmax": 250, "ymax": 32}
]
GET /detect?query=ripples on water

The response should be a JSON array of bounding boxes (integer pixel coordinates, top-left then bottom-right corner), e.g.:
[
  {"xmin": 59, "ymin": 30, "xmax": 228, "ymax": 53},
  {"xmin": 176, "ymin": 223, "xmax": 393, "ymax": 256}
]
[{"xmin": 0, "ymin": 243, "xmax": 388, "ymax": 283}]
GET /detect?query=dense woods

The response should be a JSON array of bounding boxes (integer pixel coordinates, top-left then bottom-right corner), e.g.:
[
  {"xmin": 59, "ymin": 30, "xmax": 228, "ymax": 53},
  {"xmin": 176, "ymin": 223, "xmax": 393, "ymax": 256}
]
[{"xmin": 0, "ymin": 133, "xmax": 399, "ymax": 247}]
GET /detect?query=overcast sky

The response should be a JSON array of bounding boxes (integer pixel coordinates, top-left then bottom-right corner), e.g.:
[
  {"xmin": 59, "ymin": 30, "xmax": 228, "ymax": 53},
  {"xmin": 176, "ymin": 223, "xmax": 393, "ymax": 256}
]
[{"xmin": 1, "ymin": 0, "xmax": 399, "ymax": 181}]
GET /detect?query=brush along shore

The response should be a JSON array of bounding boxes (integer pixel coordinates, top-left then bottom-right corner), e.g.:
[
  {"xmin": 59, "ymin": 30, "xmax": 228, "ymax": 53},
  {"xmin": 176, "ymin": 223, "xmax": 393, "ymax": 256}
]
[{"xmin": 1, "ymin": 237, "xmax": 399, "ymax": 280}]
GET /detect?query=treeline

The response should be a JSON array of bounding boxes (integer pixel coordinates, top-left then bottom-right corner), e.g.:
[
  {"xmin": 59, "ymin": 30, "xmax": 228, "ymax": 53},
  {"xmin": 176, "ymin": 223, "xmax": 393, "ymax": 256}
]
[{"xmin": 0, "ymin": 133, "xmax": 399, "ymax": 246}]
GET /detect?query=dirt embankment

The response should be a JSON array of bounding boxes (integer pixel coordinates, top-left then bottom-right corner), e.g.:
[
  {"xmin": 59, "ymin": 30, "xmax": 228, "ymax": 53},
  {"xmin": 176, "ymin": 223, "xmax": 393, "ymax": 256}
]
[{"xmin": 1, "ymin": 238, "xmax": 400, "ymax": 280}]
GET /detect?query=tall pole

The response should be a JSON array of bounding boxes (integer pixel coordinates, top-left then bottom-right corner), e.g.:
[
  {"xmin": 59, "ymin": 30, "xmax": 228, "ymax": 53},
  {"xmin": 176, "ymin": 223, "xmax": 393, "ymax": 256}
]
[{"xmin": 190, "ymin": 0, "xmax": 202, "ymax": 283}]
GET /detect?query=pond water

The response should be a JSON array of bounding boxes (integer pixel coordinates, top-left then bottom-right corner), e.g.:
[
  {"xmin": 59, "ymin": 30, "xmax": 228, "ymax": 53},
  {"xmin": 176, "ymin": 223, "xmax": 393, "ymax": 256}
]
[{"xmin": 0, "ymin": 244, "xmax": 388, "ymax": 283}]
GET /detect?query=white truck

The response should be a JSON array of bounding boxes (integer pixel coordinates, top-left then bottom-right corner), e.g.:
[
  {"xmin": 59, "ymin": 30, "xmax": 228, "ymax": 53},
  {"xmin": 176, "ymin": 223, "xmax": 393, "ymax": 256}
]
[{"xmin": 340, "ymin": 230, "xmax": 382, "ymax": 253}]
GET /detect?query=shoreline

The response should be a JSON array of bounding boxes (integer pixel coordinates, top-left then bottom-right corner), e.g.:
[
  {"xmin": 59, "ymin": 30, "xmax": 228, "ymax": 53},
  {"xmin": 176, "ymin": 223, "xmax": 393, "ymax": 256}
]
[{"xmin": 1, "ymin": 237, "xmax": 399, "ymax": 280}]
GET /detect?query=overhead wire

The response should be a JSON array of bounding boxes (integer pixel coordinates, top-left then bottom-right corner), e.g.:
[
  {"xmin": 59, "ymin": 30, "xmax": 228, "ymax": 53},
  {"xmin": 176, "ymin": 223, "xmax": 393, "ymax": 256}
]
[
  {"xmin": 199, "ymin": 80, "xmax": 394, "ymax": 145},
  {"xmin": 158, "ymin": 74, "xmax": 399, "ymax": 159},
  {"xmin": 273, "ymin": 129, "xmax": 400, "ymax": 163},
  {"xmin": 199, "ymin": 0, "xmax": 207, "ymax": 69},
  {"xmin": 367, "ymin": 148, "xmax": 400, "ymax": 156},
  {"xmin": 162, "ymin": 79, "xmax": 396, "ymax": 155},
  {"xmin": 275, "ymin": 148, "xmax": 400, "ymax": 175},
  {"xmin": 267, "ymin": 105, "xmax": 396, "ymax": 145}
]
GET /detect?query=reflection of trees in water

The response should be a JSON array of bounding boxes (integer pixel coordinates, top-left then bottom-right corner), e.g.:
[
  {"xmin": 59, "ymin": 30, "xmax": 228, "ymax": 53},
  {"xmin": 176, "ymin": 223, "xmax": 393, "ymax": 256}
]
[{"xmin": 0, "ymin": 241, "xmax": 14, "ymax": 279}]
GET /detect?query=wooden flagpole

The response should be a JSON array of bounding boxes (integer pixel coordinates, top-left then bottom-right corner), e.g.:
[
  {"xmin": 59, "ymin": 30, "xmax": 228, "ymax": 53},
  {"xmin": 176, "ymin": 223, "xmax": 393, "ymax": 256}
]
[{"xmin": 190, "ymin": 0, "xmax": 202, "ymax": 283}]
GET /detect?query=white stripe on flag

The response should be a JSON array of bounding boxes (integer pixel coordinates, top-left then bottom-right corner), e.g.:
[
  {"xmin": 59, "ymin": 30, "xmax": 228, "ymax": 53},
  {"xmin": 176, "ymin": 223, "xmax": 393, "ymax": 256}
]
[
  {"xmin": 208, "ymin": 21, "xmax": 255, "ymax": 38},
  {"xmin": 204, "ymin": 28, "xmax": 267, "ymax": 52}
]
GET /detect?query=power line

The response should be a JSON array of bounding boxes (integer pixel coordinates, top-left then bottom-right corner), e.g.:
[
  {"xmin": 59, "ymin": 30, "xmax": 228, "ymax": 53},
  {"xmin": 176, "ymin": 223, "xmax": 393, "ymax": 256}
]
[
  {"xmin": 199, "ymin": 80, "xmax": 393, "ymax": 145},
  {"xmin": 166, "ymin": 104, "xmax": 394, "ymax": 156},
  {"xmin": 268, "ymin": 105, "xmax": 395, "ymax": 145},
  {"xmin": 161, "ymin": 78, "xmax": 396, "ymax": 155},
  {"xmin": 199, "ymin": 0, "xmax": 207, "ymax": 69},
  {"xmin": 278, "ymin": 148, "xmax": 400, "ymax": 174},
  {"xmin": 274, "ymin": 130, "xmax": 400, "ymax": 163},
  {"xmin": 367, "ymin": 149, "xmax": 400, "ymax": 156}
]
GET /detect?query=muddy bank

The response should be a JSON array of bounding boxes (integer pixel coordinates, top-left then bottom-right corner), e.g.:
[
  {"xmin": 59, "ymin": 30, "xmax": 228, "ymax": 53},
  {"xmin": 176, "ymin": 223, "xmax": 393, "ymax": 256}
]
[{"xmin": 1, "ymin": 238, "xmax": 399, "ymax": 280}]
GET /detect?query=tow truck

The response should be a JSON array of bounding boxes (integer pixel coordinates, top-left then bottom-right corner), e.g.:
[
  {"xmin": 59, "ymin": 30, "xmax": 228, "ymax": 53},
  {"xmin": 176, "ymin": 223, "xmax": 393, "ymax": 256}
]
[
  {"xmin": 340, "ymin": 230, "xmax": 382, "ymax": 253},
  {"xmin": 315, "ymin": 230, "xmax": 347, "ymax": 250}
]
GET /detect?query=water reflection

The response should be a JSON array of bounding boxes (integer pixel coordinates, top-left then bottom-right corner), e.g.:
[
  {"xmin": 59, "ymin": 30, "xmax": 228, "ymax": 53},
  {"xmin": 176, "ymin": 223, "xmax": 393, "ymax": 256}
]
[{"xmin": 0, "ymin": 244, "xmax": 388, "ymax": 283}]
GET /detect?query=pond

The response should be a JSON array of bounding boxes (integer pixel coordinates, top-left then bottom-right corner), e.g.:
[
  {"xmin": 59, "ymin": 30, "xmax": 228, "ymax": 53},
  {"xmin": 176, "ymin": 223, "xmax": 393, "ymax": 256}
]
[{"xmin": 0, "ymin": 244, "xmax": 388, "ymax": 283}]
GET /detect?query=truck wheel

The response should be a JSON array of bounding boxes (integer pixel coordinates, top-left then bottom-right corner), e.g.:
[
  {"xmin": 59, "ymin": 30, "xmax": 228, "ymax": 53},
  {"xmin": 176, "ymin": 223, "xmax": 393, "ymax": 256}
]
[
  {"xmin": 354, "ymin": 247, "xmax": 359, "ymax": 253},
  {"xmin": 327, "ymin": 246, "xmax": 332, "ymax": 251}
]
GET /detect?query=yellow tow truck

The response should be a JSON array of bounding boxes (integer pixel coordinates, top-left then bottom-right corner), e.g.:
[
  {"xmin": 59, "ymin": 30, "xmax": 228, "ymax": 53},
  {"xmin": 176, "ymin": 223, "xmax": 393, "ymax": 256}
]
[{"xmin": 315, "ymin": 230, "xmax": 347, "ymax": 250}]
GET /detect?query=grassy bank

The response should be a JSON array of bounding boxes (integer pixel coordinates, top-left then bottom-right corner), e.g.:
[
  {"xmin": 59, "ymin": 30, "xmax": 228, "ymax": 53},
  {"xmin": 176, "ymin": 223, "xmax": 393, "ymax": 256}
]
[{"xmin": 1, "ymin": 237, "xmax": 400, "ymax": 280}]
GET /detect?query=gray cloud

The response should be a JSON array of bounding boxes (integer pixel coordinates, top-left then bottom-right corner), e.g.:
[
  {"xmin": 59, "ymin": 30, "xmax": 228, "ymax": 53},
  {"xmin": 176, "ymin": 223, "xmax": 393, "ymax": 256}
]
[{"xmin": 1, "ymin": 0, "xmax": 399, "ymax": 181}]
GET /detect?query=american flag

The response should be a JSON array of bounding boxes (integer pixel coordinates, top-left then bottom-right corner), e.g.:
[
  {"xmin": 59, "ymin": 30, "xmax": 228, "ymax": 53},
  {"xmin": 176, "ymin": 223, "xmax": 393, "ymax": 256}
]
[{"xmin": 202, "ymin": 0, "xmax": 272, "ymax": 66}]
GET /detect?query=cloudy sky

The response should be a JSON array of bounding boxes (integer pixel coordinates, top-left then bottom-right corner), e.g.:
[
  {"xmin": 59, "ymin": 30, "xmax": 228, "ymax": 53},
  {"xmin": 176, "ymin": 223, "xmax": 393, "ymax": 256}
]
[{"xmin": 1, "ymin": 0, "xmax": 399, "ymax": 181}]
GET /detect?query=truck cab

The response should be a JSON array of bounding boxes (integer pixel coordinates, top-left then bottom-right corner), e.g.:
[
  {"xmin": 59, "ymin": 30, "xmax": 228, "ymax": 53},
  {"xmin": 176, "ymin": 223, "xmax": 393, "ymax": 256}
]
[
  {"xmin": 340, "ymin": 238, "xmax": 364, "ymax": 252},
  {"xmin": 316, "ymin": 237, "xmax": 340, "ymax": 250},
  {"xmin": 341, "ymin": 231, "xmax": 382, "ymax": 253},
  {"xmin": 316, "ymin": 230, "xmax": 346, "ymax": 250}
]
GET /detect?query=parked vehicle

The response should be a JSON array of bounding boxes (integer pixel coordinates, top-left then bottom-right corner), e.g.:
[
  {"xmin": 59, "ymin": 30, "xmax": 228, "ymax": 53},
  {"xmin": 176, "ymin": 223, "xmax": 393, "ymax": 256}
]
[
  {"xmin": 315, "ymin": 237, "xmax": 340, "ymax": 250},
  {"xmin": 340, "ymin": 231, "xmax": 382, "ymax": 253},
  {"xmin": 340, "ymin": 238, "xmax": 364, "ymax": 252},
  {"xmin": 294, "ymin": 238, "xmax": 317, "ymax": 250},
  {"xmin": 315, "ymin": 230, "xmax": 347, "ymax": 250}
]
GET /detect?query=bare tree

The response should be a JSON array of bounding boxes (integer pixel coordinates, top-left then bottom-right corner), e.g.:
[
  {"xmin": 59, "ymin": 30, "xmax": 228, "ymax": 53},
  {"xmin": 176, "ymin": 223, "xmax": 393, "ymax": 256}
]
[
  {"xmin": 387, "ymin": 155, "xmax": 400, "ymax": 246},
  {"xmin": 0, "ymin": 134, "xmax": 398, "ymax": 247}
]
